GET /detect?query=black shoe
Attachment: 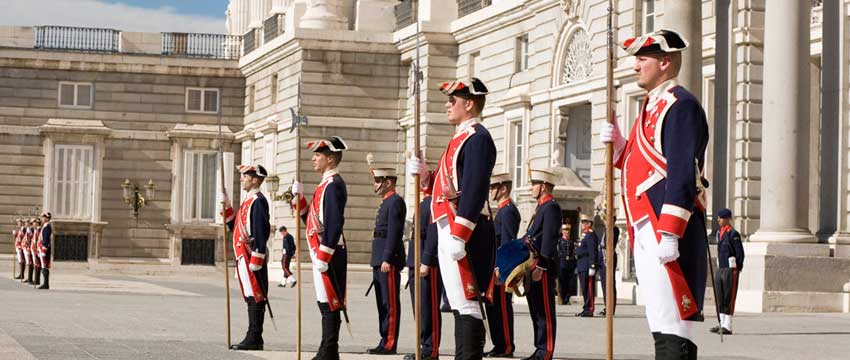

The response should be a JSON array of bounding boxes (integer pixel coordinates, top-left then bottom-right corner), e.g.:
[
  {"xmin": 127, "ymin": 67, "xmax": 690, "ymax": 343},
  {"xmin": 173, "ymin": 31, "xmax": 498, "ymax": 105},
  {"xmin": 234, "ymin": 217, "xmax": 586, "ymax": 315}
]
[
  {"xmin": 598, "ymin": 309, "xmax": 606, "ymax": 316},
  {"xmin": 720, "ymin": 328, "xmax": 733, "ymax": 335},
  {"xmin": 709, "ymin": 325, "xmax": 720, "ymax": 333},
  {"xmin": 230, "ymin": 342, "xmax": 263, "ymax": 351},
  {"xmin": 486, "ymin": 351, "xmax": 514, "ymax": 358},
  {"xmin": 575, "ymin": 311, "xmax": 592, "ymax": 317},
  {"xmin": 278, "ymin": 283, "xmax": 285, "ymax": 287},
  {"xmin": 34, "ymin": 267, "xmax": 41, "ymax": 286},
  {"xmin": 366, "ymin": 346, "xmax": 396, "ymax": 355},
  {"xmin": 23, "ymin": 266, "xmax": 33, "ymax": 284},
  {"xmin": 405, "ymin": 353, "xmax": 439, "ymax": 360}
]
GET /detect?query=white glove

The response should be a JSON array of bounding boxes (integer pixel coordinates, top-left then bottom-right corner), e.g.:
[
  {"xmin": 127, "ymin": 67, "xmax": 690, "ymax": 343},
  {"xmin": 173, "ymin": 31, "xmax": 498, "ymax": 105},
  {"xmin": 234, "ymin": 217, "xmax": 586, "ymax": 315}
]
[
  {"xmin": 249, "ymin": 263, "xmax": 262, "ymax": 272},
  {"xmin": 657, "ymin": 233, "xmax": 680, "ymax": 264},
  {"xmin": 221, "ymin": 191, "xmax": 232, "ymax": 209},
  {"xmin": 291, "ymin": 180, "xmax": 303, "ymax": 196},
  {"xmin": 599, "ymin": 122, "xmax": 626, "ymax": 157},
  {"xmin": 406, "ymin": 153, "xmax": 426, "ymax": 176},
  {"xmin": 588, "ymin": 268, "xmax": 596, "ymax": 277},
  {"xmin": 728, "ymin": 257, "xmax": 737, "ymax": 269},
  {"xmin": 314, "ymin": 259, "xmax": 329, "ymax": 273},
  {"xmin": 446, "ymin": 236, "xmax": 467, "ymax": 261}
]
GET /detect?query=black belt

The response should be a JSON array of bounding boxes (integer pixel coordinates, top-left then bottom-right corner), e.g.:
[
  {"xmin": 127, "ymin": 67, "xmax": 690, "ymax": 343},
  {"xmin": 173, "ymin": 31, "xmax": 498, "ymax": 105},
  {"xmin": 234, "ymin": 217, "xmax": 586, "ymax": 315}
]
[
  {"xmin": 373, "ymin": 231, "xmax": 386, "ymax": 238},
  {"xmin": 576, "ymin": 254, "xmax": 587, "ymax": 260}
]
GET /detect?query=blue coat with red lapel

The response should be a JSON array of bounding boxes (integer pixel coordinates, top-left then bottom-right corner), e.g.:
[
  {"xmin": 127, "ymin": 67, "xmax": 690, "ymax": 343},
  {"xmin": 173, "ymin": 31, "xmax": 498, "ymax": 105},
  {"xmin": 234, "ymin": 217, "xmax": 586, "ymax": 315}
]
[
  {"xmin": 717, "ymin": 226, "xmax": 744, "ymax": 270},
  {"xmin": 523, "ymin": 195, "xmax": 561, "ymax": 272},
  {"xmin": 494, "ymin": 199, "xmax": 520, "ymax": 247},
  {"xmin": 408, "ymin": 195, "xmax": 439, "ymax": 268},
  {"xmin": 371, "ymin": 191, "xmax": 407, "ymax": 267}
]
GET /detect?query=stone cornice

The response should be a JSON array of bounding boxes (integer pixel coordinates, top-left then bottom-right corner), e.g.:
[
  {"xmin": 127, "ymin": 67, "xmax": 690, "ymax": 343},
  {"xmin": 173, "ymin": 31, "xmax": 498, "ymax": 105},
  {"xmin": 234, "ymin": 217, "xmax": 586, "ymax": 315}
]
[
  {"xmin": 166, "ymin": 123, "xmax": 236, "ymax": 141},
  {"xmin": 39, "ymin": 118, "xmax": 110, "ymax": 136},
  {"xmin": 450, "ymin": 0, "xmax": 558, "ymax": 43}
]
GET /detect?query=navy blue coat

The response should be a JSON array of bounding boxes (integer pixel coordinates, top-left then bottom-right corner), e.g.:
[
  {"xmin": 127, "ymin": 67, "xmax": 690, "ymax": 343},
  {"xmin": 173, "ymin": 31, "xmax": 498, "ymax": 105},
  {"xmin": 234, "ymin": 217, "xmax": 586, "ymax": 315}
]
[
  {"xmin": 576, "ymin": 230, "xmax": 598, "ymax": 273},
  {"xmin": 494, "ymin": 201, "xmax": 520, "ymax": 247},
  {"xmin": 557, "ymin": 237, "xmax": 575, "ymax": 261},
  {"xmin": 282, "ymin": 233, "xmax": 295, "ymax": 255},
  {"xmin": 523, "ymin": 197, "xmax": 561, "ymax": 271},
  {"xmin": 407, "ymin": 196, "xmax": 439, "ymax": 268},
  {"xmin": 40, "ymin": 223, "xmax": 52, "ymax": 250},
  {"xmin": 227, "ymin": 192, "xmax": 271, "ymax": 257},
  {"xmin": 371, "ymin": 192, "xmax": 407, "ymax": 267},
  {"xmin": 299, "ymin": 175, "xmax": 347, "ymax": 251},
  {"xmin": 717, "ymin": 226, "xmax": 744, "ymax": 270}
]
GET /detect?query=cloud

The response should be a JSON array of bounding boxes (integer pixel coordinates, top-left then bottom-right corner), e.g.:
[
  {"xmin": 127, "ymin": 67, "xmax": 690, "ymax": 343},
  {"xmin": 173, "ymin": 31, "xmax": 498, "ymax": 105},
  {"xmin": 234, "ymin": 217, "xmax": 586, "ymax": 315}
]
[{"xmin": 2, "ymin": 0, "xmax": 226, "ymax": 34}]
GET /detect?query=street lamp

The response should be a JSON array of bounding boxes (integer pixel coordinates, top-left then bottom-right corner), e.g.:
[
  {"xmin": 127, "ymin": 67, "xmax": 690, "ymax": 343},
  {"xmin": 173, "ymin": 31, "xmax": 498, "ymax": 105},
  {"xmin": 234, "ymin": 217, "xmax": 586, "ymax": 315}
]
[
  {"xmin": 265, "ymin": 174, "xmax": 293, "ymax": 203},
  {"xmin": 121, "ymin": 179, "xmax": 156, "ymax": 216}
]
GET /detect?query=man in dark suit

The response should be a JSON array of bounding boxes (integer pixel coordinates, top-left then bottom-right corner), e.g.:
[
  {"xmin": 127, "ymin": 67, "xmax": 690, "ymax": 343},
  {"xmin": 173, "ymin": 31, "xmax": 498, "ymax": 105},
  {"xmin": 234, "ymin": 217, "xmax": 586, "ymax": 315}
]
[
  {"xmin": 575, "ymin": 214, "xmax": 598, "ymax": 318},
  {"xmin": 278, "ymin": 225, "xmax": 296, "ymax": 288},
  {"xmin": 711, "ymin": 208, "xmax": 744, "ymax": 335}
]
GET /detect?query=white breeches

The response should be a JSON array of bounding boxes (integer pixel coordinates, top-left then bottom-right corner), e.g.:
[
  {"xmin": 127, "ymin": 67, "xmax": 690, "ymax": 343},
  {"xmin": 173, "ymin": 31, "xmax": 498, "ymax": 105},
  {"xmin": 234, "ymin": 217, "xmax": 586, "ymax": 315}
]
[
  {"xmin": 236, "ymin": 257, "xmax": 255, "ymax": 298},
  {"xmin": 633, "ymin": 219, "xmax": 694, "ymax": 340},
  {"xmin": 22, "ymin": 249, "xmax": 31, "ymax": 265},
  {"xmin": 310, "ymin": 249, "xmax": 329, "ymax": 303},
  {"xmin": 436, "ymin": 218, "xmax": 482, "ymax": 319}
]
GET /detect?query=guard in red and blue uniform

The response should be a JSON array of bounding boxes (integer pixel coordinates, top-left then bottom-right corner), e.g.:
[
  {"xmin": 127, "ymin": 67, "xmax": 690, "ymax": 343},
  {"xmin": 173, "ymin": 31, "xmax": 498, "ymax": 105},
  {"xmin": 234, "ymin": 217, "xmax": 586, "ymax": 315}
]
[
  {"xmin": 521, "ymin": 169, "xmax": 562, "ymax": 360},
  {"xmin": 30, "ymin": 218, "xmax": 42, "ymax": 286},
  {"xmin": 292, "ymin": 136, "xmax": 349, "ymax": 360},
  {"xmin": 598, "ymin": 222, "xmax": 620, "ymax": 316},
  {"xmin": 224, "ymin": 164, "xmax": 271, "ymax": 351},
  {"xmin": 367, "ymin": 167, "xmax": 406, "ymax": 355},
  {"xmin": 601, "ymin": 29, "xmax": 709, "ymax": 358},
  {"xmin": 404, "ymin": 192, "xmax": 443, "ymax": 360},
  {"xmin": 710, "ymin": 208, "xmax": 744, "ymax": 335},
  {"xmin": 37, "ymin": 212, "xmax": 52, "ymax": 290},
  {"xmin": 409, "ymin": 77, "xmax": 496, "ymax": 360},
  {"xmin": 575, "ymin": 214, "xmax": 598, "ymax": 317},
  {"xmin": 21, "ymin": 219, "xmax": 33, "ymax": 284},
  {"xmin": 278, "ymin": 226, "xmax": 296, "ymax": 288},
  {"xmin": 13, "ymin": 218, "xmax": 24, "ymax": 280},
  {"xmin": 485, "ymin": 173, "xmax": 518, "ymax": 358}
]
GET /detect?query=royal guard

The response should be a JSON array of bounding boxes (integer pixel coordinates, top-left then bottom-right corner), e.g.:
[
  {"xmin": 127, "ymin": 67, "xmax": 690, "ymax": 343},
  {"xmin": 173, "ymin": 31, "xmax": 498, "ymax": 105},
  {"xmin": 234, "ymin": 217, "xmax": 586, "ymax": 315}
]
[
  {"xmin": 404, "ymin": 176, "xmax": 442, "ymax": 360},
  {"xmin": 575, "ymin": 214, "xmax": 598, "ymax": 317},
  {"xmin": 556, "ymin": 223, "xmax": 577, "ymax": 305},
  {"xmin": 601, "ymin": 29, "xmax": 710, "ymax": 358},
  {"xmin": 37, "ymin": 212, "xmax": 52, "ymax": 290},
  {"xmin": 13, "ymin": 218, "xmax": 24, "ymax": 280},
  {"xmin": 597, "ymin": 217, "xmax": 620, "ymax": 316},
  {"xmin": 408, "ymin": 77, "xmax": 497, "ymax": 359},
  {"xmin": 521, "ymin": 168, "xmax": 562, "ymax": 360},
  {"xmin": 21, "ymin": 218, "xmax": 32, "ymax": 283},
  {"xmin": 711, "ymin": 208, "xmax": 744, "ymax": 335},
  {"xmin": 278, "ymin": 225, "xmax": 297, "ymax": 288},
  {"xmin": 223, "ymin": 164, "xmax": 271, "ymax": 351},
  {"xmin": 366, "ymin": 164, "xmax": 406, "ymax": 355},
  {"xmin": 291, "ymin": 136, "xmax": 349, "ymax": 360},
  {"xmin": 31, "ymin": 217, "xmax": 42, "ymax": 286},
  {"xmin": 485, "ymin": 172, "xmax": 519, "ymax": 358}
]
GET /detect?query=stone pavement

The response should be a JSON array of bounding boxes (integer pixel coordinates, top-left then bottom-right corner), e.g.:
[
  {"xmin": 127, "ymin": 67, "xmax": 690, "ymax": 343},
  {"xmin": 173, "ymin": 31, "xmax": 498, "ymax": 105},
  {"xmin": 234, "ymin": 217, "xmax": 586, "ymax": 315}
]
[{"xmin": 1, "ymin": 264, "xmax": 848, "ymax": 360}]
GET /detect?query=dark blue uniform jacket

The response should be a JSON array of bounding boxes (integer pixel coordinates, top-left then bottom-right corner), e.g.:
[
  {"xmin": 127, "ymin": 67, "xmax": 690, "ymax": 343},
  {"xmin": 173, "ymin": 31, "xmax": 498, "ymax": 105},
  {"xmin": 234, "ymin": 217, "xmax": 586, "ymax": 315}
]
[
  {"xmin": 523, "ymin": 198, "xmax": 561, "ymax": 271},
  {"xmin": 717, "ymin": 226, "xmax": 744, "ymax": 270},
  {"xmin": 576, "ymin": 230, "xmax": 598, "ymax": 273},
  {"xmin": 371, "ymin": 192, "xmax": 406, "ymax": 267},
  {"xmin": 408, "ymin": 196, "xmax": 439, "ymax": 268},
  {"xmin": 494, "ymin": 201, "xmax": 520, "ymax": 248}
]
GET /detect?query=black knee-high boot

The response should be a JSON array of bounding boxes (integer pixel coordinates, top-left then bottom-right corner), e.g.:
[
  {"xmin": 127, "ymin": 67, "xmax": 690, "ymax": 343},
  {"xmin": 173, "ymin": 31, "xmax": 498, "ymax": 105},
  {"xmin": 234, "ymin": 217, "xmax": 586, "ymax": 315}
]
[
  {"xmin": 653, "ymin": 332, "xmax": 693, "ymax": 360},
  {"xmin": 454, "ymin": 312, "xmax": 485, "ymax": 360},
  {"xmin": 37, "ymin": 269, "xmax": 49, "ymax": 290},
  {"xmin": 14, "ymin": 261, "xmax": 23, "ymax": 279},
  {"xmin": 24, "ymin": 265, "xmax": 33, "ymax": 284},
  {"xmin": 314, "ymin": 302, "xmax": 341, "ymax": 360},
  {"xmin": 34, "ymin": 267, "xmax": 41, "ymax": 285},
  {"xmin": 231, "ymin": 297, "xmax": 263, "ymax": 350}
]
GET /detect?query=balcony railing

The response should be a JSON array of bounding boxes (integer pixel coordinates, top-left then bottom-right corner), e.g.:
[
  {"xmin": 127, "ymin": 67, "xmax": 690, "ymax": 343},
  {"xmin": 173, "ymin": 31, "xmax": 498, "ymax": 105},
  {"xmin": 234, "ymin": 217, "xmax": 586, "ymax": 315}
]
[
  {"xmin": 457, "ymin": 0, "xmax": 491, "ymax": 17},
  {"xmin": 162, "ymin": 33, "xmax": 242, "ymax": 60},
  {"xmin": 34, "ymin": 25, "xmax": 119, "ymax": 53},
  {"xmin": 244, "ymin": 28, "xmax": 257, "ymax": 54},
  {"xmin": 264, "ymin": 14, "xmax": 285, "ymax": 43},
  {"xmin": 395, "ymin": 0, "xmax": 417, "ymax": 30}
]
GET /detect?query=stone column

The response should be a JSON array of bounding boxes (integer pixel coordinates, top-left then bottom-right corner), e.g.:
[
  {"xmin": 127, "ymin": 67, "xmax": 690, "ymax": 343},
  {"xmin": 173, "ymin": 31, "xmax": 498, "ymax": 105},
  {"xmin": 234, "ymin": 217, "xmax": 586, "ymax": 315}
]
[
  {"xmin": 249, "ymin": 0, "xmax": 264, "ymax": 28},
  {"xmin": 299, "ymin": 0, "xmax": 349, "ymax": 29},
  {"xmin": 272, "ymin": 0, "xmax": 289, "ymax": 14},
  {"xmin": 663, "ymin": 0, "xmax": 702, "ymax": 100},
  {"xmin": 749, "ymin": 1, "xmax": 814, "ymax": 243}
]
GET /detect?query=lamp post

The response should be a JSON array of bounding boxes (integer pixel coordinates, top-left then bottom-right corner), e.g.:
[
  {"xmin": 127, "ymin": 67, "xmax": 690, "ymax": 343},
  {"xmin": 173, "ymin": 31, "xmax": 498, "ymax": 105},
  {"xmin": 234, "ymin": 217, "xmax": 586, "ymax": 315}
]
[
  {"xmin": 264, "ymin": 174, "xmax": 294, "ymax": 204},
  {"xmin": 121, "ymin": 179, "xmax": 156, "ymax": 216}
]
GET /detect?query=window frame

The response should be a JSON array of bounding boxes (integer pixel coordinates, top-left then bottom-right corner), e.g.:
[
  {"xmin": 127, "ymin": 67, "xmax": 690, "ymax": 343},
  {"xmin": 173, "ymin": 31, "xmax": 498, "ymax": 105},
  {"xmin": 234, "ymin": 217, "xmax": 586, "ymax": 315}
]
[
  {"xmin": 57, "ymin": 81, "xmax": 94, "ymax": 109},
  {"xmin": 515, "ymin": 34, "xmax": 529, "ymax": 73},
  {"xmin": 185, "ymin": 87, "xmax": 220, "ymax": 114},
  {"xmin": 52, "ymin": 144, "xmax": 94, "ymax": 220},
  {"xmin": 642, "ymin": 0, "xmax": 656, "ymax": 34},
  {"xmin": 182, "ymin": 150, "xmax": 220, "ymax": 223},
  {"xmin": 509, "ymin": 119, "xmax": 525, "ymax": 186}
]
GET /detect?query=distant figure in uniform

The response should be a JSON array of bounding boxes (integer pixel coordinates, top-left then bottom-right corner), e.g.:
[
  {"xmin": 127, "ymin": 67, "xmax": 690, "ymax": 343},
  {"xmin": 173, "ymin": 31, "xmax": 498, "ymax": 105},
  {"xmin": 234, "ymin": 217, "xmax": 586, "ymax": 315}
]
[
  {"xmin": 223, "ymin": 164, "xmax": 271, "ymax": 351},
  {"xmin": 21, "ymin": 218, "xmax": 33, "ymax": 284},
  {"xmin": 556, "ymin": 223, "xmax": 577, "ymax": 305},
  {"xmin": 408, "ymin": 77, "xmax": 497, "ymax": 360},
  {"xmin": 404, "ymin": 183, "xmax": 443, "ymax": 360},
  {"xmin": 598, "ymin": 218, "xmax": 620, "ymax": 316},
  {"xmin": 278, "ymin": 225, "xmax": 296, "ymax": 288},
  {"xmin": 575, "ymin": 214, "xmax": 598, "ymax": 317},
  {"xmin": 367, "ymin": 166, "xmax": 406, "ymax": 355},
  {"xmin": 485, "ymin": 173, "xmax": 519, "ymax": 358},
  {"xmin": 37, "ymin": 212, "xmax": 52, "ymax": 290},
  {"xmin": 31, "ymin": 217, "xmax": 42, "ymax": 286},
  {"xmin": 710, "ymin": 208, "xmax": 744, "ymax": 335},
  {"xmin": 13, "ymin": 218, "xmax": 24, "ymax": 280},
  {"xmin": 291, "ymin": 136, "xmax": 349, "ymax": 360},
  {"xmin": 521, "ymin": 168, "xmax": 562, "ymax": 360},
  {"xmin": 601, "ymin": 29, "xmax": 710, "ymax": 358}
]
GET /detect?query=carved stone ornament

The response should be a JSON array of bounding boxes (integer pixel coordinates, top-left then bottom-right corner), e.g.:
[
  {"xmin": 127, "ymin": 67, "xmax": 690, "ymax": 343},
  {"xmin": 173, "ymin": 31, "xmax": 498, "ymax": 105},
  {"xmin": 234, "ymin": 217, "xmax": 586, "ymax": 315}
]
[
  {"xmin": 562, "ymin": 28, "xmax": 593, "ymax": 84},
  {"xmin": 560, "ymin": 0, "xmax": 580, "ymax": 19}
]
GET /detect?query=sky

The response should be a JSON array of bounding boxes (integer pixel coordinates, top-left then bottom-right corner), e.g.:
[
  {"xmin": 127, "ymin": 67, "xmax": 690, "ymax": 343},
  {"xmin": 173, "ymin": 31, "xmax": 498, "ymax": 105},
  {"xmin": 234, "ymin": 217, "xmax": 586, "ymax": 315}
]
[{"xmin": 2, "ymin": 0, "xmax": 231, "ymax": 34}]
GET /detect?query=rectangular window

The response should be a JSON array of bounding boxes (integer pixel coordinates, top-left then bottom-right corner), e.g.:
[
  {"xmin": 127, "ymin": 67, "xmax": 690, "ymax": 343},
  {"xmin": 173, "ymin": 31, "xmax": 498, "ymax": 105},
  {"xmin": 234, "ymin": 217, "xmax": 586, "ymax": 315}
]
[
  {"xmin": 183, "ymin": 151, "xmax": 233, "ymax": 223},
  {"xmin": 515, "ymin": 34, "xmax": 529, "ymax": 73},
  {"xmin": 248, "ymin": 85, "xmax": 256, "ymax": 113},
  {"xmin": 510, "ymin": 121, "xmax": 524, "ymax": 186},
  {"xmin": 642, "ymin": 0, "xmax": 656, "ymax": 33},
  {"xmin": 270, "ymin": 74, "xmax": 278, "ymax": 104},
  {"xmin": 58, "ymin": 82, "xmax": 93, "ymax": 108},
  {"xmin": 469, "ymin": 52, "xmax": 479, "ymax": 78},
  {"xmin": 185, "ymin": 87, "xmax": 219, "ymax": 113},
  {"xmin": 53, "ymin": 145, "xmax": 94, "ymax": 219}
]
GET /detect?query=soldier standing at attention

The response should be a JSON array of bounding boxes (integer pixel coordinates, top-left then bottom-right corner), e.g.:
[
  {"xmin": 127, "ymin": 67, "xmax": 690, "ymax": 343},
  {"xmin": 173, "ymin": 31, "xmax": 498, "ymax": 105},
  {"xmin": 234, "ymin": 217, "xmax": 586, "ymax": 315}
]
[
  {"xmin": 521, "ymin": 168, "xmax": 562, "ymax": 360},
  {"xmin": 223, "ymin": 164, "xmax": 271, "ymax": 351},
  {"xmin": 556, "ymin": 223, "xmax": 577, "ymax": 305},
  {"xmin": 485, "ymin": 173, "xmax": 519, "ymax": 358},
  {"xmin": 278, "ymin": 225, "xmax": 296, "ymax": 288},
  {"xmin": 367, "ymin": 166, "xmax": 406, "ymax": 355},
  {"xmin": 601, "ymin": 29, "xmax": 710, "ymax": 358},
  {"xmin": 37, "ymin": 211, "xmax": 52, "ymax": 290},
  {"xmin": 291, "ymin": 136, "xmax": 349, "ymax": 360},
  {"xmin": 575, "ymin": 214, "xmax": 598, "ymax": 318},
  {"xmin": 13, "ymin": 218, "xmax": 24, "ymax": 280},
  {"xmin": 21, "ymin": 218, "xmax": 33, "ymax": 284},
  {"xmin": 407, "ymin": 77, "xmax": 497, "ymax": 360},
  {"xmin": 710, "ymin": 208, "xmax": 744, "ymax": 335}
]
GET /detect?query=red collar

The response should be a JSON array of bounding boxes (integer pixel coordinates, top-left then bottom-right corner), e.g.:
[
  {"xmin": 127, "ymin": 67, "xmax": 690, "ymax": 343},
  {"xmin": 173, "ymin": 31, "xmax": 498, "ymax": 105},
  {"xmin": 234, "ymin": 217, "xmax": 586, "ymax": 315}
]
[
  {"xmin": 383, "ymin": 190, "xmax": 396, "ymax": 200},
  {"xmin": 498, "ymin": 198, "xmax": 512, "ymax": 209},
  {"xmin": 719, "ymin": 224, "xmax": 732, "ymax": 238},
  {"xmin": 537, "ymin": 194, "xmax": 553, "ymax": 205}
]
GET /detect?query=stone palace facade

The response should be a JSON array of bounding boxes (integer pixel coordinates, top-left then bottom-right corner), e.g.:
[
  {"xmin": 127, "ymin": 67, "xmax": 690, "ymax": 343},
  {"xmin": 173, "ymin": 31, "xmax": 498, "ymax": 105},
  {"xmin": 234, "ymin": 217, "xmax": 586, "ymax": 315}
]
[{"xmin": 1, "ymin": 0, "xmax": 848, "ymax": 312}]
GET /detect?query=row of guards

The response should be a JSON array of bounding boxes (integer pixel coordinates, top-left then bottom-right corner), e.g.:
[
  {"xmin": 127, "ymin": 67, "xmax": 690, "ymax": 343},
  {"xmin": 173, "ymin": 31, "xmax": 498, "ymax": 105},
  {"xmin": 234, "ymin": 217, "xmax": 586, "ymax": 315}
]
[
  {"xmin": 214, "ymin": 6, "xmax": 722, "ymax": 359},
  {"xmin": 10, "ymin": 210, "xmax": 53, "ymax": 290}
]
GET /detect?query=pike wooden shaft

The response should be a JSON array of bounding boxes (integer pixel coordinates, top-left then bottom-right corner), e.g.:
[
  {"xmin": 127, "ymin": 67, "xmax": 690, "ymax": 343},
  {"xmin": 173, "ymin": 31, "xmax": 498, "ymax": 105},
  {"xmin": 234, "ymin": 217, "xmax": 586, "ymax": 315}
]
[
  {"xmin": 604, "ymin": 1, "xmax": 616, "ymax": 359},
  {"xmin": 295, "ymin": 124, "xmax": 303, "ymax": 360},
  {"xmin": 413, "ymin": 14, "xmax": 423, "ymax": 360},
  {"xmin": 218, "ymin": 115, "xmax": 232, "ymax": 349}
]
